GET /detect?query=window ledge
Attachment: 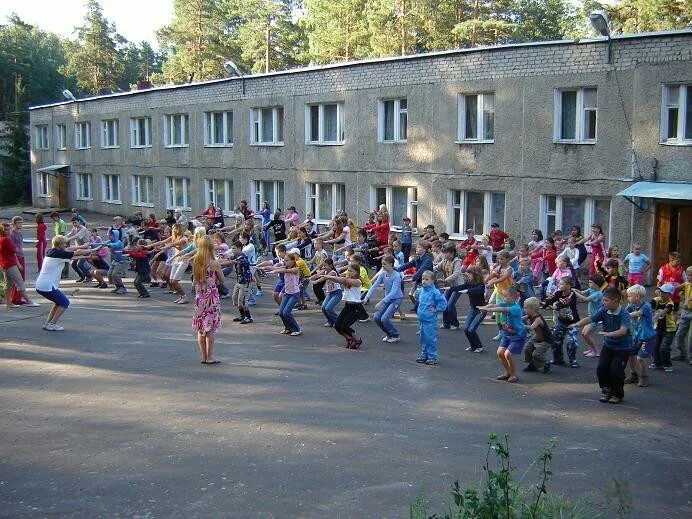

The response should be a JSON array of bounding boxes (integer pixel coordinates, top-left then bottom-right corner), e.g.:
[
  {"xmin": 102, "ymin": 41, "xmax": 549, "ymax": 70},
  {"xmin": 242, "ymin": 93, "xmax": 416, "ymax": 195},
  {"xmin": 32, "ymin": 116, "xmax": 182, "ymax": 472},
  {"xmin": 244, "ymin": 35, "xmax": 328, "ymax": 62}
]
[
  {"xmin": 249, "ymin": 142, "xmax": 284, "ymax": 147},
  {"xmin": 37, "ymin": 194, "xmax": 51, "ymax": 198},
  {"xmin": 36, "ymin": 147, "xmax": 50, "ymax": 151},
  {"xmin": 133, "ymin": 202, "xmax": 155, "ymax": 208},
  {"xmin": 659, "ymin": 141, "xmax": 692, "ymax": 146},
  {"xmin": 166, "ymin": 206, "xmax": 192, "ymax": 212},
  {"xmin": 306, "ymin": 142, "xmax": 345, "ymax": 146},
  {"xmin": 204, "ymin": 144, "xmax": 234, "ymax": 148},
  {"xmin": 164, "ymin": 145, "xmax": 190, "ymax": 149},
  {"xmin": 455, "ymin": 140, "xmax": 494, "ymax": 145},
  {"xmin": 130, "ymin": 145, "xmax": 153, "ymax": 149},
  {"xmin": 75, "ymin": 147, "xmax": 91, "ymax": 150},
  {"xmin": 57, "ymin": 147, "xmax": 67, "ymax": 151},
  {"xmin": 103, "ymin": 200, "xmax": 123, "ymax": 205},
  {"xmin": 100, "ymin": 146, "xmax": 120, "ymax": 150},
  {"xmin": 75, "ymin": 197, "xmax": 93, "ymax": 201},
  {"xmin": 553, "ymin": 140, "xmax": 596, "ymax": 145},
  {"xmin": 379, "ymin": 140, "xmax": 408, "ymax": 144}
]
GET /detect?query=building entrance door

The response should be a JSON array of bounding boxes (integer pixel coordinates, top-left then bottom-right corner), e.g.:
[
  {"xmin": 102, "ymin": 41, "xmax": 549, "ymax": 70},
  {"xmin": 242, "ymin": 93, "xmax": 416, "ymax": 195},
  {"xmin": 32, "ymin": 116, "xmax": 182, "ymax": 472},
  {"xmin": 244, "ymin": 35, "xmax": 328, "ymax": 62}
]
[{"xmin": 653, "ymin": 203, "xmax": 692, "ymax": 275}]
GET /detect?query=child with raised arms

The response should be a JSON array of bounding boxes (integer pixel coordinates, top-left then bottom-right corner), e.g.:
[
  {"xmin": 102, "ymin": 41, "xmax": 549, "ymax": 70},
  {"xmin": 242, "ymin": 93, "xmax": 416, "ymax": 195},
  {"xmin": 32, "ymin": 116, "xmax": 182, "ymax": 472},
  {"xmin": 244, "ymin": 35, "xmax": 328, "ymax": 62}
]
[
  {"xmin": 316, "ymin": 263, "xmax": 367, "ymax": 349},
  {"xmin": 625, "ymin": 284, "xmax": 656, "ymax": 387},
  {"xmin": 364, "ymin": 256, "xmax": 403, "ymax": 343}
]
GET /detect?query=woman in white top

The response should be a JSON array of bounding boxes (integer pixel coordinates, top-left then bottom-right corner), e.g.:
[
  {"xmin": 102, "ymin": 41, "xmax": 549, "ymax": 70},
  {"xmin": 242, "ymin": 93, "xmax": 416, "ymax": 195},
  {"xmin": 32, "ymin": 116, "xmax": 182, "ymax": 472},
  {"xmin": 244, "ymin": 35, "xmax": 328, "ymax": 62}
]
[
  {"xmin": 316, "ymin": 262, "xmax": 367, "ymax": 349},
  {"xmin": 35, "ymin": 235, "xmax": 92, "ymax": 331}
]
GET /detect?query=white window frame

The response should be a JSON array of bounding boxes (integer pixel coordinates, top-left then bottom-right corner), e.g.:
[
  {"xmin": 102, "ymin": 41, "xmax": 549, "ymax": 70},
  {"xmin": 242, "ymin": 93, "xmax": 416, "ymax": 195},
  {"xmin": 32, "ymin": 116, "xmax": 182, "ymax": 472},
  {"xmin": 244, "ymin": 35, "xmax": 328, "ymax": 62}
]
[
  {"xmin": 56, "ymin": 124, "xmax": 67, "ymax": 150},
  {"xmin": 370, "ymin": 185, "xmax": 418, "ymax": 230},
  {"xmin": 204, "ymin": 179, "xmax": 234, "ymax": 212},
  {"xmin": 165, "ymin": 177, "xmax": 192, "ymax": 210},
  {"xmin": 36, "ymin": 171, "xmax": 50, "ymax": 197},
  {"xmin": 446, "ymin": 190, "xmax": 506, "ymax": 238},
  {"xmin": 75, "ymin": 173, "xmax": 93, "ymax": 201},
  {"xmin": 102, "ymin": 174, "xmax": 121, "ymax": 204},
  {"xmin": 305, "ymin": 182, "xmax": 346, "ymax": 223},
  {"xmin": 457, "ymin": 93, "xmax": 495, "ymax": 143},
  {"xmin": 132, "ymin": 175, "xmax": 155, "ymax": 207},
  {"xmin": 100, "ymin": 119, "xmax": 119, "ymax": 149},
  {"xmin": 253, "ymin": 180, "xmax": 284, "ymax": 212},
  {"xmin": 74, "ymin": 121, "xmax": 91, "ymax": 149},
  {"xmin": 35, "ymin": 125, "xmax": 49, "ymax": 150},
  {"xmin": 539, "ymin": 195, "xmax": 611, "ymax": 240},
  {"xmin": 250, "ymin": 106, "xmax": 284, "ymax": 146},
  {"xmin": 661, "ymin": 83, "xmax": 692, "ymax": 145},
  {"xmin": 306, "ymin": 102, "xmax": 345, "ymax": 145},
  {"xmin": 130, "ymin": 117, "xmax": 152, "ymax": 148},
  {"xmin": 163, "ymin": 113, "xmax": 190, "ymax": 148},
  {"xmin": 378, "ymin": 98, "xmax": 408, "ymax": 143},
  {"xmin": 553, "ymin": 87, "xmax": 598, "ymax": 144},
  {"xmin": 204, "ymin": 111, "xmax": 234, "ymax": 147}
]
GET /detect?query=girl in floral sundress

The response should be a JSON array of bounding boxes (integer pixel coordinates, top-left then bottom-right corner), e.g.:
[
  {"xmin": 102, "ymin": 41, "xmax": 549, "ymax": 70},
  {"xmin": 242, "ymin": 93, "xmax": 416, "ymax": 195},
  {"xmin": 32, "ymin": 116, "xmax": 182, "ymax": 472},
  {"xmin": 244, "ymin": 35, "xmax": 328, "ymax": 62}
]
[
  {"xmin": 586, "ymin": 224, "xmax": 605, "ymax": 276},
  {"xmin": 192, "ymin": 235, "xmax": 225, "ymax": 364}
]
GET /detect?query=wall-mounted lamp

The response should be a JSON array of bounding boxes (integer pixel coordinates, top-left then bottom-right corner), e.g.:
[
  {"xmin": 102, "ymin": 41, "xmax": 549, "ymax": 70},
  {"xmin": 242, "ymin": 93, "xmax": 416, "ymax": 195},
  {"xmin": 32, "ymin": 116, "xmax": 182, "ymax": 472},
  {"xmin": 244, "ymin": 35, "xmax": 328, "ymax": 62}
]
[{"xmin": 589, "ymin": 9, "xmax": 612, "ymax": 64}]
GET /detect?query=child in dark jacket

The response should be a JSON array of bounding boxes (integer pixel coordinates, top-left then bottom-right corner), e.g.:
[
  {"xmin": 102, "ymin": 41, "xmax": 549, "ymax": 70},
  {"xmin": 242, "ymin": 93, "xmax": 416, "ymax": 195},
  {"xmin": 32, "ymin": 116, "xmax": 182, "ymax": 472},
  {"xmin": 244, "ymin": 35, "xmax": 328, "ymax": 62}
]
[
  {"xmin": 542, "ymin": 277, "xmax": 580, "ymax": 367},
  {"xmin": 397, "ymin": 241, "xmax": 434, "ymax": 312},
  {"xmin": 126, "ymin": 239, "xmax": 152, "ymax": 298}
]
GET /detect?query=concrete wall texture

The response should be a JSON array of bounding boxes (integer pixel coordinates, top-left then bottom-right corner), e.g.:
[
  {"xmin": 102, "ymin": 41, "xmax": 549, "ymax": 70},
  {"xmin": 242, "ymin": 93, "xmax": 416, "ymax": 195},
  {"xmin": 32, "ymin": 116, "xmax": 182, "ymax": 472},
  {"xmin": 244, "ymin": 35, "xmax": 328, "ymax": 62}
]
[{"xmin": 29, "ymin": 30, "xmax": 692, "ymax": 247}]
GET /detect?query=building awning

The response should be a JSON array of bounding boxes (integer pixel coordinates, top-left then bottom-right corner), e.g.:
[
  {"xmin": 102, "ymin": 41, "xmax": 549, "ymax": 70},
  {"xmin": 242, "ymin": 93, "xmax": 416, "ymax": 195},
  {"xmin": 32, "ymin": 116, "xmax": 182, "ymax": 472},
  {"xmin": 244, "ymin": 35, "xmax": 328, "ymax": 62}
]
[
  {"xmin": 37, "ymin": 164, "xmax": 69, "ymax": 173},
  {"xmin": 617, "ymin": 181, "xmax": 692, "ymax": 204}
]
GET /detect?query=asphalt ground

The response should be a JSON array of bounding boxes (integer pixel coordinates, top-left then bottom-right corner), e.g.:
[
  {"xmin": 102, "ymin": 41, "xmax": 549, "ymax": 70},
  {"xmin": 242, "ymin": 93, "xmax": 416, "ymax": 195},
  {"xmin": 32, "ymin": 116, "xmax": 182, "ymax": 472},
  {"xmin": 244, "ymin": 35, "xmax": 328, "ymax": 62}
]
[{"xmin": 1, "ymin": 209, "xmax": 691, "ymax": 518}]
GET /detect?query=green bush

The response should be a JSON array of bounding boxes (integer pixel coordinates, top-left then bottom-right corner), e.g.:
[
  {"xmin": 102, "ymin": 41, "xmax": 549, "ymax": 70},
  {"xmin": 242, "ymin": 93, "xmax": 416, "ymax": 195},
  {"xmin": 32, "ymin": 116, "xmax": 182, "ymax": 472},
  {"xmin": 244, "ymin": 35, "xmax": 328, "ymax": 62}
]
[{"xmin": 410, "ymin": 434, "xmax": 631, "ymax": 519}]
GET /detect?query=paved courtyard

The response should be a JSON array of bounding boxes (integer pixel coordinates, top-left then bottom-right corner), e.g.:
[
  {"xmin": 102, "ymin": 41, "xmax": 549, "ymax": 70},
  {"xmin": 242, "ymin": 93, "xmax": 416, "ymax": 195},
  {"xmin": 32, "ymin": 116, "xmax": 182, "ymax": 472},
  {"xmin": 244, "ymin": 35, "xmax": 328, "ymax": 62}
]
[{"xmin": 1, "ymin": 210, "xmax": 691, "ymax": 517}]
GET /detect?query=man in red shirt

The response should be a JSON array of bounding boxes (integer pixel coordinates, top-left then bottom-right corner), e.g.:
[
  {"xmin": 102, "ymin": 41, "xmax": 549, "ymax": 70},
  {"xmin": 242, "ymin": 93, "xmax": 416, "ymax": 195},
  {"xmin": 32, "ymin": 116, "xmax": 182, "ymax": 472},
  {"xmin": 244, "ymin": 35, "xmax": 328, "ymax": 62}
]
[
  {"xmin": 458, "ymin": 229, "xmax": 478, "ymax": 269},
  {"xmin": 489, "ymin": 223, "xmax": 509, "ymax": 252}
]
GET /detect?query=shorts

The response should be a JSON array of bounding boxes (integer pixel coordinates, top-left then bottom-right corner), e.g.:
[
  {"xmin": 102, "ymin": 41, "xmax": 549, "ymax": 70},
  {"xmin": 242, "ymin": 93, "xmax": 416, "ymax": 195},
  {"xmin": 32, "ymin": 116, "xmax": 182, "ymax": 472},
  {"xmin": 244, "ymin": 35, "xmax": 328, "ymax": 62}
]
[
  {"xmin": 36, "ymin": 288, "xmax": 70, "ymax": 308},
  {"xmin": 500, "ymin": 333, "xmax": 527, "ymax": 355},
  {"xmin": 232, "ymin": 283, "xmax": 249, "ymax": 307},
  {"xmin": 628, "ymin": 272, "xmax": 645, "ymax": 286},
  {"xmin": 274, "ymin": 280, "xmax": 284, "ymax": 294},
  {"xmin": 109, "ymin": 261, "xmax": 127, "ymax": 278},
  {"xmin": 169, "ymin": 260, "xmax": 190, "ymax": 281},
  {"xmin": 3, "ymin": 265, "xmax": 25, "ymax": 293},
  {"xmin": 635, "ymin": 337, "xmax": 655, "ymax": 359},
  {"xmin": 92, "ymin": 257, "xmax": 109, "ymax": 271},
  {"xmin": 154, "ymin": 251, "xmax": 167, "ymax": 262}
]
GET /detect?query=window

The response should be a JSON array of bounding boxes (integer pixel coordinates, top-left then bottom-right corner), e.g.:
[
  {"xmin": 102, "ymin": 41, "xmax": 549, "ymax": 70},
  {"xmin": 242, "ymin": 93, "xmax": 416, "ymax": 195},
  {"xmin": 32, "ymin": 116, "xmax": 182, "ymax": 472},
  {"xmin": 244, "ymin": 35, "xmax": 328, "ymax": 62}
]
[
  {"xmin": 253, "ymin": 180, "xmax": 284, "ymax": 212},
  {"xmin": 102, "ymin": 174, "xmax": 121, "ymax": 203},
  {"xmin": 204, "ymin": 111, "xmax": 234, "ymax": 146},
  {"xmin": 457, "ymin": 93, "xmax": 494, "ymax": 142},
  {"xmin": 250, "ymin": 106, "xmax": 284, "ymax": 145},
  {"xmin": 554, "ymin": 87, "xmax": 597, "ymax": 143},
  {"xmin": 372, "ymin": 186, "xmax": 418, "ymax": 228},
  {"xmin": 447, "ymin": 190, "xmax": 505, "ymax": 235},
  {"xmin": 306, "ymin": 183, "xmax": 345, "ymax": 222},
  {"xmin": 130, "ymin": 117, "xmax": 152, "ymax": 148},
  {"xmin": 35, "ymin": 125, "xmax": 49, "ymax": 150},
  {"xmin": 205, "ymin": 179, "xmax": 233, "ymax": 212},
  {"xmin": 37, "ymin": 172, "xmax": 50, "ymax": 197},
  {"xmin": 74, "ymin": 122, "xmax": 90, "ymax": 149},
  {"xmin": 76, "ymin": 173, "xmax": 93, "ymax": 200},
  {"xmin": 540, "ymin": 195, "xmax": 610, "ymax": 237},
  {"xmin": 379, "ymin": 99, "xmax": 407, "ymax": 142},
  {"xmin": 166, "ymin": 177, "xmax": 191, "ymax": 210},
  {"xmin": 56, "ymin": 124, "xmax": 67, "ymax": 150},
  {"xmin": 164, "ymin": 114, "xmax": 189, "ymax": 147},
  {"xmin": 661, "ymin": 84, "xmax": 692, "ymax": 144},
  {"xmin": 100, "ymin": 119, "xmax": 119, "ymax": 148},
  {"xmin": 132, "ymin": 175, "xmax": 154, "ymax": 206},
  {"xmin": 306, "ymin": 103, "xmax": 344, "ymax": 144}
]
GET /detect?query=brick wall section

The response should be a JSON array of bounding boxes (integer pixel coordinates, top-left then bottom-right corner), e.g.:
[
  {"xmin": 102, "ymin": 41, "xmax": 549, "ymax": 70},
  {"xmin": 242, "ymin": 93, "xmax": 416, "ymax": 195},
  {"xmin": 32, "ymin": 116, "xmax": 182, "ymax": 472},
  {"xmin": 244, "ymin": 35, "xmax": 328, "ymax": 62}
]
[{"xmin": 32, "ymin": 33, "xmax": 692, "ymax": 120}]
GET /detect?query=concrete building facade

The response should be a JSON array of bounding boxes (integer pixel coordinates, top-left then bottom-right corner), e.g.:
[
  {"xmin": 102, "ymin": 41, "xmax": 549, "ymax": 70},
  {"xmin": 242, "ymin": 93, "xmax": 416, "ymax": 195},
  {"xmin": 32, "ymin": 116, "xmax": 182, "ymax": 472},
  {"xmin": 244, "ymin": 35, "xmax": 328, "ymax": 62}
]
[{"xmin": 29, "ymin": 30, "xmax": 692, "ymax": 270}]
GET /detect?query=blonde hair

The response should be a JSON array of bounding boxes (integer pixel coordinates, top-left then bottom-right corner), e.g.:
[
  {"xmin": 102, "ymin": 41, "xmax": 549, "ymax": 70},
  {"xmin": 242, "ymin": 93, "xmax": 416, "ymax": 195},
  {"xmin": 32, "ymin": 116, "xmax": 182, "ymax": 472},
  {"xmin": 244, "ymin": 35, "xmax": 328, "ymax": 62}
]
[
  {"xmin": 524, "ymin": 297, "xmax": 540, "ymax": 311},
  {"xmin": 52, "ymin": 235, "xmax": 68, "ymax": 248},
  {"xmin": 171, "ymin": 223, "xmax": 186, "ymax": 240},
  {"xmin": 192, "ymin": 235, "xmax": 214, "ymax": 283},
  {"xmin": 627, "ymin": 284, "xmax": 646, "ymax": 298},
  {"xmin": 193, "ymin": 226, "xmax": 207, "ymax": 246}
]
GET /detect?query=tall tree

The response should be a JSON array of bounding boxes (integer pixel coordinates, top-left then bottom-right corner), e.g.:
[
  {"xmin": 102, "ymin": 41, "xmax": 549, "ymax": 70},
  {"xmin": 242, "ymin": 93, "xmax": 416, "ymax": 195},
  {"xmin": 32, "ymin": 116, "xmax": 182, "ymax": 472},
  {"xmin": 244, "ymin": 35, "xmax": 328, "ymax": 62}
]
[
  {"xmin": 154, "ymin": 0, "xmax": 233, "ymax": 84},
  {"xmin": 604, "ymin": 0, "xmax": 691, "ymax": 34},
  {"xmin": 61, "ymin": 0, "xmax": 125, "ymax": 95},
  {"xmin": 452, "ymin": 0, "xmax": 516, "ymax": 46},
  {"xmin": 120, "ymin": 41, "xmax": 165, "ymax": 89},
  {"xmin": 0, "ymin": 113, "xmax": 30, "ymax": 205},
  {"xmin": 366, "ymin": 0, "xmax": 430, "ymax": 56},
  {"xmin": 510, "ymin": 0, "xmax": 577, "ymax": 42},
  {"xmin": 302, "ymin": 0, "xmax": 371, "ymax": 63}
]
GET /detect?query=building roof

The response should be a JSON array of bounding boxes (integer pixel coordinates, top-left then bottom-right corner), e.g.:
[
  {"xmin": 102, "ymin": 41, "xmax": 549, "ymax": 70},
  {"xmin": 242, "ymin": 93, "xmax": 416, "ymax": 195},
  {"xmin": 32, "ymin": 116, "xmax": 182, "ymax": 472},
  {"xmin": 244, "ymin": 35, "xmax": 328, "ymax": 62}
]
[{"xmin": 29, "ymin": 28, "xmax": 692, "ymax": 111}]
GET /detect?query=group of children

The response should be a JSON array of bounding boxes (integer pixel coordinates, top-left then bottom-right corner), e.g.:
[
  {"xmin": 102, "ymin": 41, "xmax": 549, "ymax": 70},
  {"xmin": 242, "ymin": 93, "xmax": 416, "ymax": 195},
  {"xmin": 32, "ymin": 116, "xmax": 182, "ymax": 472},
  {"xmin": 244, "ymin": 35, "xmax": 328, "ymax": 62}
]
[{"xmin": 6, "ymin": 204, "xmax": 690, "ymax": 403}]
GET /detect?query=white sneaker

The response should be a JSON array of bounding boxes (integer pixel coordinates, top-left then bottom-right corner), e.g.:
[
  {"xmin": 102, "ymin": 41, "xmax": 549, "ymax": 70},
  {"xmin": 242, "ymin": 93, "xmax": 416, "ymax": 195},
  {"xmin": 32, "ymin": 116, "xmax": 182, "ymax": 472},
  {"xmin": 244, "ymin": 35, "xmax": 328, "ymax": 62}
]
[
  {"xmin": 45, "ymin": 323, "xmax": 64, "ymax": 331},
  {"xmin": 492, "ymin": 333, "xmax": 502, "ymax": 341},
  {"xmin": 449, "ymin": 326, "xmax": 459, "ymax": 330},
  {"xmin": 386, "ymin": 337, "xmax": 400, "ymax": 343},
  {"xmin": 382, "ymin": 336, "xmax": 389, "ymax": 342},
  {"xmin": 323, "ymin": 322, "xmax": 332, "ymax": 327},
  {"xmin": 26, "ymin": 302, "xmax": 40, "ymax": 307},
  {"xmin": 465, "ymin": 346, "xmax": 472, "ymax": 351},
  {"xmin": 473, "ymin": 347, "xmax": 484, "ymax": 353}
]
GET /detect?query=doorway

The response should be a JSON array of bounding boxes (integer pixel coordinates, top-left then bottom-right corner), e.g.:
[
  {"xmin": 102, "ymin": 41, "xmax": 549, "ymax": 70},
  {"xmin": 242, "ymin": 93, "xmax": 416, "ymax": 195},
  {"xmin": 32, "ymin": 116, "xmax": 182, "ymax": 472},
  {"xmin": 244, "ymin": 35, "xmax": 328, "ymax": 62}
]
[{"xmin": 653, "ymin": 203, "xmax": 692, "ymax": 274}]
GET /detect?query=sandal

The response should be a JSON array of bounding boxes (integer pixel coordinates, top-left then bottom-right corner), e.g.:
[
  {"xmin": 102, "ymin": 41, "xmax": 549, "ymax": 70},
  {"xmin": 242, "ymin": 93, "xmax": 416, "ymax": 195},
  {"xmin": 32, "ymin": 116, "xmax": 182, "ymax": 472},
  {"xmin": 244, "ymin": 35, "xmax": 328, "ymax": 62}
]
[
  {"xmin": 506, "ymin": 376, "xmax": 519, "ymax": 383},
  {"xmin": 496, "ymin": 374, "xmax": 510, "ymax": 380}
]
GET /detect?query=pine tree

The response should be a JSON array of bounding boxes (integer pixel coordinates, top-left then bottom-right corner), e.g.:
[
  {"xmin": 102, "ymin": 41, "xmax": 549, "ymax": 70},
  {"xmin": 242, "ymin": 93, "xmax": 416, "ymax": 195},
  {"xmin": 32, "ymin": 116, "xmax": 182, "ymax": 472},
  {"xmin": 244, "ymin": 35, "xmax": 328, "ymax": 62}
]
[
  {"xmin": 302, "ymin": 0, "xmax": 372, "ymax": 63},
  {"xmin": 366, "ymin": 0, "xmax": 430, "ymax": 56},
  {"xmin": 60, "ymin": 0, "xmax": 125, "ymax": 95},
  {"xmin": 0, "ymin": 112, "xmax": 30, "ymax": 205},
  {"xmin": 510, "ymin": 0, "xmax": 577, "ymax": 42},
  {"xmin": 452, "ymin": 0, "xmax": 516, "ymax": 46}
]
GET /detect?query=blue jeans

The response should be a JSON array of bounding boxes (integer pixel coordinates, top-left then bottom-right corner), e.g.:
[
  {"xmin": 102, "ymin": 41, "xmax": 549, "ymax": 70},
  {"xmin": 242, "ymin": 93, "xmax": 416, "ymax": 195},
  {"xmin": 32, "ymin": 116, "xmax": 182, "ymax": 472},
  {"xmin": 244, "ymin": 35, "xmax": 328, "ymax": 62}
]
[
  {"xmin": 464, "ymin": 307, "xmax": 487, "ymax": 350},
  {"xmin": 322, "ymin": 289, "xmax": 342, "ymax": 325},
  {"xmin": 279, "ymin": 293, "xmax": 300, "ymax": 332},
  {"xmin": 443, "ymin": 286, "xmax": 463, "ymax": 327},
  {"xmin": 419, "ymin": 319, "xmax": 439, "ymax": 360},
  {"xmin": 374, "ymin": 298, "xmax": 401, "ymax": 338}
]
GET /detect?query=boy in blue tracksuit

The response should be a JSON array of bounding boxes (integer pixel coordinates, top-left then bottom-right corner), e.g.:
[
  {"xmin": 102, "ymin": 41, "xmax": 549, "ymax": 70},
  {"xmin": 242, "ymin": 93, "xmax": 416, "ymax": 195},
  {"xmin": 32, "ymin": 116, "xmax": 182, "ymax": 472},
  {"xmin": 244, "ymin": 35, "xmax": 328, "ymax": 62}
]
[
  {"xmin": 364, "ymin": 256, "xmax": 403, "ymax": 342},
  {"xmin": 397, "ymin": 241, "xmax": 434, "ymax": 312},
  {"xmin": 415, "ymin": 270, "xmax": 447, "ymax": 365}
]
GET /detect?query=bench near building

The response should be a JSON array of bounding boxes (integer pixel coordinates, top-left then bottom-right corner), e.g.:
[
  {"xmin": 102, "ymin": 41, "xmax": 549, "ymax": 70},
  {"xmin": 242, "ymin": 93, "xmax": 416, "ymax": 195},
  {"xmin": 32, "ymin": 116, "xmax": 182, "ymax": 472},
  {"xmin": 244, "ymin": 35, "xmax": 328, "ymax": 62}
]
[{"xmin": 29, "ymin": 29, "xmax": 692, "ymax": 272}]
